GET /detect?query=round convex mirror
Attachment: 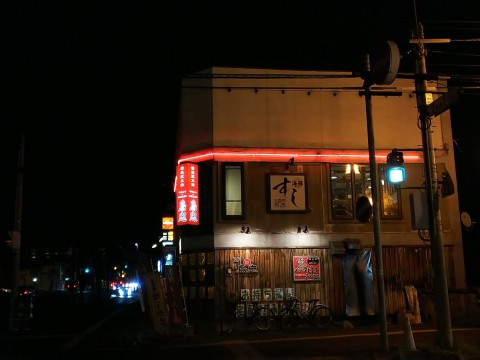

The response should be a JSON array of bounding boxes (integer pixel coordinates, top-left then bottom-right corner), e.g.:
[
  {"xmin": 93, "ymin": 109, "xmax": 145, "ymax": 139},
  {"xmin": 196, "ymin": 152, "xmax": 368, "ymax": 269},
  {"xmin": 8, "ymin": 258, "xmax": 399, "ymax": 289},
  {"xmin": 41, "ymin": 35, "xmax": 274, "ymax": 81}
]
[
  {"xmin": 356, "ymin": 196, "xmax": 373, "ymax": 223},
  {"xmin": 461, "ymin": 211, "xmax": 472, "ymax": 228}
]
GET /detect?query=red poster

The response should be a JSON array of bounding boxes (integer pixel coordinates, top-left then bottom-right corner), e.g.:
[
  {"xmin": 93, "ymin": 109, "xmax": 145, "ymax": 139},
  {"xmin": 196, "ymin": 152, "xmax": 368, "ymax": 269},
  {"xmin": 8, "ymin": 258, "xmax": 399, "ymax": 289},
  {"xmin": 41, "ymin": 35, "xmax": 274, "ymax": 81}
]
[
  {"xmin": 293, "ymin": 256, "xmax": 321, "ymax": 281},
  {"xmin": 176, "ymin": 163, "xmax": 200, "ymax": 226}
]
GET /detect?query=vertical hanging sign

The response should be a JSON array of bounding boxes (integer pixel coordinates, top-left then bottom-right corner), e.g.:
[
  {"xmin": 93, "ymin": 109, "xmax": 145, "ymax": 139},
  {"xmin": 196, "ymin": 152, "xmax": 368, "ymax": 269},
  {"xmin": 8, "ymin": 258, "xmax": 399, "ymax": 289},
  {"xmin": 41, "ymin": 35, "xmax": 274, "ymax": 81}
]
[{"xmin": 176, "ymin": 163, "xmax": 200, "ymax": 226}]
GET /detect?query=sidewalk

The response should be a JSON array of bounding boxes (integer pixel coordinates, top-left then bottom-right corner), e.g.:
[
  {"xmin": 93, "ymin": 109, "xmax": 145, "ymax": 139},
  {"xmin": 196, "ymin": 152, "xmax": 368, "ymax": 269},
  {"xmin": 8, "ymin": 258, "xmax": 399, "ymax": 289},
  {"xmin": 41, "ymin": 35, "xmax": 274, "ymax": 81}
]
[
  {"xmin": 135, "ymin": 313, "xmax": 480, "ymax": 359},
  {"xmin": 2, "ymin": 297, "xmax": 479, "ymax": 359}
]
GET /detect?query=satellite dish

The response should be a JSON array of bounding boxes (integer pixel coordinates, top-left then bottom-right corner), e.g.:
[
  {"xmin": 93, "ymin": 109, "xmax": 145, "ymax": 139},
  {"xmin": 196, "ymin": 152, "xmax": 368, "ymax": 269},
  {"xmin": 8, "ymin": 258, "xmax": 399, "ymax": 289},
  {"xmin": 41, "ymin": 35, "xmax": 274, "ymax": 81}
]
[
  {"xmin": 356, "ymin": 196, "xmax": 373, "ymax": 223},
  {"xmin": 460, "ymin": 211, "xmax": 472, "ymax": 228}
]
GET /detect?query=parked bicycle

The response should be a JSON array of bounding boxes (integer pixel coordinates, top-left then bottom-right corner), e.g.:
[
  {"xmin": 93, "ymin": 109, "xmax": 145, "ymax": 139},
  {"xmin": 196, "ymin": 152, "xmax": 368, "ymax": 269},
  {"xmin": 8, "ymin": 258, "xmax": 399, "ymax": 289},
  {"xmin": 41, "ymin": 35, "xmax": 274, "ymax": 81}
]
[
  {"xmin": 278, "ymin": 296, "xmax": 333, "ymax": 330},
  {"xmin": 220, "ymin": 299, "xmax": 276, "ymax": 334}
]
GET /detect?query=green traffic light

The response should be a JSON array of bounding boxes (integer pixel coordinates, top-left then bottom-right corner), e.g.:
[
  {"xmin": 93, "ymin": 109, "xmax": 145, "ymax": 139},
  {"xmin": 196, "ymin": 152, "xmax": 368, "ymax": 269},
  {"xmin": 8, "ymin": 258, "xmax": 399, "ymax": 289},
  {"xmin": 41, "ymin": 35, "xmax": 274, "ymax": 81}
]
[
  {"xmin": 387, "ymin": 166, "xmax": 406, "ymax": 184},
  {"xmin": 386, "ymin": 149, "xmax": 405, "ymax": 184}
]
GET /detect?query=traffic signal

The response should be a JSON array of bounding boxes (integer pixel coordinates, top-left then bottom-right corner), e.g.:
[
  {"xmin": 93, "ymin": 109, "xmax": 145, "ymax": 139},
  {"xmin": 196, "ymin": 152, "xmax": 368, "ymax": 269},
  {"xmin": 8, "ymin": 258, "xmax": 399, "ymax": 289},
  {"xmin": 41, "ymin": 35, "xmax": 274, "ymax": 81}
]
[
  {"xmin": 163, "ymin": 245, "xmax": 176, "ymax": 266},
  {"xmin": 386, "ymin": 149, "xmax": 405, "ymax": 184}
]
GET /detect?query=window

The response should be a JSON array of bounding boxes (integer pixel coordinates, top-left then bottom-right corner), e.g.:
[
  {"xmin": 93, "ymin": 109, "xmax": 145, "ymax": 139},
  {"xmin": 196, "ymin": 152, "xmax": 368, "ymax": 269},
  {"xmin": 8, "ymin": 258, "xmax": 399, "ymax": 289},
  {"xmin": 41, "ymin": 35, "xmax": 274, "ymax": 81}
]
[
  {"xmin": 221, "ymin": 163, "xmax": 245, "ymax": 219},
  {"xmin": 330, "ymin": 164, "xmax": 371, "ymax": 220},
  {"xmin": 330, "ymin": 164, "xmax": 402, "ymax": 221}
]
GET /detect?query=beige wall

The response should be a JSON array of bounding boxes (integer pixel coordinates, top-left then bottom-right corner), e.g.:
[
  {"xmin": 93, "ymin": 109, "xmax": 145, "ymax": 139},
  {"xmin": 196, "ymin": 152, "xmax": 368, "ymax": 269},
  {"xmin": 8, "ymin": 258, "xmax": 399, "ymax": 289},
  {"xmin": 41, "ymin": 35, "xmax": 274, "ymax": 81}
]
[
  {"xmin": 179, "ymin": 67, "xmax": 446, "ymax": 152},
  {"xmin": 178, "ymin": 67, "xmax": 465, "ymax": 288}
]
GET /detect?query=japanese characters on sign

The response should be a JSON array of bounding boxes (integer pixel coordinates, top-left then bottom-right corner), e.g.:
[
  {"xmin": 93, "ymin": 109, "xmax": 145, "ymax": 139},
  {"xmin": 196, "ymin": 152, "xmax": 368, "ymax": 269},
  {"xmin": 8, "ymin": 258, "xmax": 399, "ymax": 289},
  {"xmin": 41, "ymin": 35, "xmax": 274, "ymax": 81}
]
[
  {"xmin": 176, "ymin": 163, "xmax": 199, "ymax": 226},
  {"xmin": 293, "ymin": 256, "xmax": 321, "ymax": 281},
  {"xmin": 233, "ymin": 257, "xmax": 258, "ymax": 274},
  {"xmin": 162, "ymin": 216, "xmax": 174, "ymax": 230},
  {"xmin": 268, "ymin": 174, "xmax": 307, "ymax": 212},
  {"xmin": 239, "ymin": 288, "xmax": 294, "ymax": 303}
]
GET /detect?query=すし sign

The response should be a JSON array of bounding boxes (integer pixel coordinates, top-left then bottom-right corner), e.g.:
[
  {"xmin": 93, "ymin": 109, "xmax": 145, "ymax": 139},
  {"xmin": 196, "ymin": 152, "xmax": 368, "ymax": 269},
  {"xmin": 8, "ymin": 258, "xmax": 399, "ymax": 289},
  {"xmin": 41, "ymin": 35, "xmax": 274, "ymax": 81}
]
[{"xmin": 267, "ymin": 174, "xmax": 307, "ymax": 213}]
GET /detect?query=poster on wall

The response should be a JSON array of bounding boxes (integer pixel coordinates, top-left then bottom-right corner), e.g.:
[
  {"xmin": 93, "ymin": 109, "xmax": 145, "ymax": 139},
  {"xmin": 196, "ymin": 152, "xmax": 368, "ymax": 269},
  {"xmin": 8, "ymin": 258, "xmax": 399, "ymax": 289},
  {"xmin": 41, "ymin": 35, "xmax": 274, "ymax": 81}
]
[
  {"xmin": 240, "ymin": 289, "xmax": 250, "ymax": 301},
  {"xmin": 263, "ymin": 288, "xmax": 272, "ymax": 301},
  {"xmin": 267, "ymin": 174, "xmax": 307, "ymax": 213},
  {"xmin": 176, "ymin": 163, "xmax": 199, "ymax": 226},
  {"xmin": 293, "ymin": 256, "xmax": 321, "ymax": 281},
  {"xmin": 275, "ymin": 288, "xmax": 284, "ymax": 301},
  {"xmin": 286, "ymin": 288, "xmax": 295, "ymax": 300}
]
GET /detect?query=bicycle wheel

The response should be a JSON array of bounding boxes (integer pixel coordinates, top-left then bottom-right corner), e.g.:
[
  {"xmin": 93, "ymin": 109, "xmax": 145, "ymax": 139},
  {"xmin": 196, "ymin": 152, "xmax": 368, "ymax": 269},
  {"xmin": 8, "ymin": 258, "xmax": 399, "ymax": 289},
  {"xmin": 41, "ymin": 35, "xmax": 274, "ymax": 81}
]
[
  {"xmin": 220, "ymin": 314, "xmax": 236, "ymax": 334},
  {"xmin": 279, "ymin": 308, "xmax": 298, "ymax": 330},
  {"xmin": 252, "ymin": 306, "xmax": 275, "ymax": 331},
  {"xmin": 276, "ymin": 307, "xmax": 291, "ymax": 328},
  {"xmin": 311, "ymin": 305, "xmax": 333, "ymax": 328}
]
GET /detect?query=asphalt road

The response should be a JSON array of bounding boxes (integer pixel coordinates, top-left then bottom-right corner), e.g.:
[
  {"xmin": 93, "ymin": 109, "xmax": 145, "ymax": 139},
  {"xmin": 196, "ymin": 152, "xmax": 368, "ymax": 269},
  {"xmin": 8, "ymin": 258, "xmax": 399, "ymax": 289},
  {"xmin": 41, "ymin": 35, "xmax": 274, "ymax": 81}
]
[{"xmin": 2, "ymin": 292, "xmax": 480, "ymax": 360}]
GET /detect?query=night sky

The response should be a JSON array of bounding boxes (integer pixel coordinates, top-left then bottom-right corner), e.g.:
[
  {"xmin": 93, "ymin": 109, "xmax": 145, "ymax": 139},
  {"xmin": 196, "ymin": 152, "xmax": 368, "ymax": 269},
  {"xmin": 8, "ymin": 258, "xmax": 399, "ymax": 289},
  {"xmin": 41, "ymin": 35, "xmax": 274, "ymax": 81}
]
[{"xmin": 1, "ymin": 2, "xmax": 479, "ymax": 275}]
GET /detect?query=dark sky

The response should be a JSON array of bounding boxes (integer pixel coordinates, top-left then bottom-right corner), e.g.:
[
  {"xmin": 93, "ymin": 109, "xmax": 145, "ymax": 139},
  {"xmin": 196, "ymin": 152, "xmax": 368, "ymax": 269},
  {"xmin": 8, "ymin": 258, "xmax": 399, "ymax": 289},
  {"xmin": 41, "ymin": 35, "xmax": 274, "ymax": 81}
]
[{"xmin": 1, "ymin": 1, "xmax": 479, "ymax": 258}]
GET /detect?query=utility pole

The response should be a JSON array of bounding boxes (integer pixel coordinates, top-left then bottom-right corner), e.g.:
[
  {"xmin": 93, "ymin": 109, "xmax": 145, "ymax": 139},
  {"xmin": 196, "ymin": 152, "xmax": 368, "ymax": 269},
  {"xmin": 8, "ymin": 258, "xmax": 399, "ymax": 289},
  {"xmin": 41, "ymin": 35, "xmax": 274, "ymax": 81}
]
[
  {"xmin": 363, "ymin": 54, "xmax": 388, "ymax": 352},
  {"xmin": 8, "ymin": 134, "xmax": 25, "ymax": 332},
  {"xmin": 413, "ymin": 23, "xmax": 453, "ymax": 349}
]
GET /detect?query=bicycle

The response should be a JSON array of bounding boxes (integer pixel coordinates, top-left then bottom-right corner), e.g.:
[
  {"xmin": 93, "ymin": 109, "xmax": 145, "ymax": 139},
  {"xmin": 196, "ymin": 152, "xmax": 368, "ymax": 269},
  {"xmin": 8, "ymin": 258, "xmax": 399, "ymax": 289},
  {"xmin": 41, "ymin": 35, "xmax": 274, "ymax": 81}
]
[
  {"xmin": 220, "ymin": 299, "xmax": 276, "ymax": 334},
  {"xmin": 278, "ymin": 297, "xmax": 333, "ymax": 330}
]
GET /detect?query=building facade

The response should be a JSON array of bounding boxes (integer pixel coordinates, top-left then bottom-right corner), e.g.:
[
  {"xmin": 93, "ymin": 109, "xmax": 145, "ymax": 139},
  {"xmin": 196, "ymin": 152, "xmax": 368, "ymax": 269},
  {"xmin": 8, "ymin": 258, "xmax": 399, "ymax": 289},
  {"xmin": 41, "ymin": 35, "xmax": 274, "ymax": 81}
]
[{"xmin": 174, "ymin": 67, "xmax": 466, "ymax": 323}]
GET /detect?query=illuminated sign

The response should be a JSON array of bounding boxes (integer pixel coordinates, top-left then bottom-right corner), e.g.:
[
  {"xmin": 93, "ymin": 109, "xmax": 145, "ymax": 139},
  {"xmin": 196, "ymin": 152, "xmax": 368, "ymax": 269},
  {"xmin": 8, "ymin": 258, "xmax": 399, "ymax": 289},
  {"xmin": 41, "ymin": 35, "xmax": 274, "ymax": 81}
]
[
  {"xmin": 293, "ymin": 256, "xmax": 321, "ymax": 281},
  {"xmin": 175, "ymin": 163, "xmax": 200, "ymax": 226},
  {"xmin": 162, "ymin": 216, "xmax": 174, "ymax": 230},
  {"xmin": 177, "ymin": 147, "xmax": 423, "ymax": 165}
]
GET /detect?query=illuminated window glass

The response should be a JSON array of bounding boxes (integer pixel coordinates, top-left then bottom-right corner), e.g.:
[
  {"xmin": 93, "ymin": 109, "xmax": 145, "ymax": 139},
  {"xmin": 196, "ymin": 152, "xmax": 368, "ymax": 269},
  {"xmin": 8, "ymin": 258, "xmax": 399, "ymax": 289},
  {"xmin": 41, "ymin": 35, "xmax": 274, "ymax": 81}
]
[
  {"xmin": 198, "ymin": 287, "xmax": 206, "ymax": 299},
  {"xmin": 330, "ymin": 164, "xmax": 401, "ymax": 221},
  {"xmin": 207, "ymin": 286, "xmax": 215, "ymax": 299},
  {"xmin": 206, "ymin": 252, "xmax": 214, "ymax": 265},
  {"xmin": 379, "ymin": 165, "xmax": 402, "ymax": 219},
  {"xmin": 179, "ymin": 254, "xmax": 187, "ymax": 266},
  {"xmin": 189, "ymin": 269, "xmax": 196, "ymax": 282},
  {"xmin": 198, "ymin": 268, "xmax": 206, "ymax": 282},
  {"xmin": 198, "ymin": 253, "xmax": 206, "ymax": 266},
  {"xmin": 189, "ymin": 287, "xmax": 197, "ymax": 299},
  {"xmin": 222, "ymin": 163, "xmax": 244, "ymax": 219},
  {"xmin": 330, "ymin": 164, "xmax": 371, "ymax": 220}
]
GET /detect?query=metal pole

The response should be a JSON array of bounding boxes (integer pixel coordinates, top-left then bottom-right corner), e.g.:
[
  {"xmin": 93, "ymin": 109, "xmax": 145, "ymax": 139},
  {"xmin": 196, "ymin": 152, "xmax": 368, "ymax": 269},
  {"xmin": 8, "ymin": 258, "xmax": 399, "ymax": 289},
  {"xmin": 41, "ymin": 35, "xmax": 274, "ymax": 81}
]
[
  {"xmin": 8, "ymin": 134, "xmax": 25, "ymax": 332},
  {"xmin": 414, "ymin": 23, "xmax": 453, "ymax": 349},
  {"xmin": 363, "ymin": 54, "xmax": 388, "ymax": 352}
]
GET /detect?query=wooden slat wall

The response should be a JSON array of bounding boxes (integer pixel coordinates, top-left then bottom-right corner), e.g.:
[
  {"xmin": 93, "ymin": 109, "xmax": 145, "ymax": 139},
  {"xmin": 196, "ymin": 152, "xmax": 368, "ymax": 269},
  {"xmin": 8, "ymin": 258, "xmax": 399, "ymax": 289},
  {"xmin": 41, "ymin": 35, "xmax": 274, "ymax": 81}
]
[
  {"xmin": 378, "ymin": 246, "xmax": 456, "ymax": 318},
  {"xmin": 213, "ymin": 246, "xmax": 456, "ymax": 321},
  {"xmin": 215, "ymin": 248, "xmax": 344, "ymax": 320}
]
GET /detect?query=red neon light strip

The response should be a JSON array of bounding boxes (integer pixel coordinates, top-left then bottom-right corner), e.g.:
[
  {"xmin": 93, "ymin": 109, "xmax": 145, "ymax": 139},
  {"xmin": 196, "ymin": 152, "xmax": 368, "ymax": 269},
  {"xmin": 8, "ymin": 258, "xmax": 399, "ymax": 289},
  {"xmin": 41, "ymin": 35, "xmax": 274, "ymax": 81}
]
[{"xmin": 177, "ymin": 147, "xmax": 422, "ymax": 165}]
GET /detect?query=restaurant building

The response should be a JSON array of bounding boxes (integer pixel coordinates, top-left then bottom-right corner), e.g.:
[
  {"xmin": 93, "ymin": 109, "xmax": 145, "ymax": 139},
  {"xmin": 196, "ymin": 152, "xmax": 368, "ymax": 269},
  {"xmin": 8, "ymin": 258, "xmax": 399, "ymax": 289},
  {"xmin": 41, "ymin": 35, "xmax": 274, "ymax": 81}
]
[{"xmin": 174, "ymin": 67, "xmax": 465, "ymax": 324}]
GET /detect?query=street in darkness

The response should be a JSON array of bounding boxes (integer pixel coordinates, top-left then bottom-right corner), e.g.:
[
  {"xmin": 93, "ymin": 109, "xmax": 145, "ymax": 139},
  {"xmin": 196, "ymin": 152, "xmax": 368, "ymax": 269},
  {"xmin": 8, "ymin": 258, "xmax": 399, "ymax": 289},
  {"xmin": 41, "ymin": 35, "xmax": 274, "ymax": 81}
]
[{"xmin": 2, "ymin": 293, "xmax": 480, "ymax": 359}]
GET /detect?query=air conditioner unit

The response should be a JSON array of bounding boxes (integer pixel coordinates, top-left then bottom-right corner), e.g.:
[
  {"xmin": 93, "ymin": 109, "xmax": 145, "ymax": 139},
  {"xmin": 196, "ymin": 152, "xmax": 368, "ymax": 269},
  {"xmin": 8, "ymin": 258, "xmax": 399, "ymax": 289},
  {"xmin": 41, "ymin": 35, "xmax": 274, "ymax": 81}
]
[
  {"xmin": 345, "ymin": 239, "xmax": 361, "ymax": 250},
  {"xmin": 410, "ymin": 192, "xmax": 429, "ymax": 230},
  {"xmin": 329, "ymin": 241, "xmax": 345, "ymax": 256}
]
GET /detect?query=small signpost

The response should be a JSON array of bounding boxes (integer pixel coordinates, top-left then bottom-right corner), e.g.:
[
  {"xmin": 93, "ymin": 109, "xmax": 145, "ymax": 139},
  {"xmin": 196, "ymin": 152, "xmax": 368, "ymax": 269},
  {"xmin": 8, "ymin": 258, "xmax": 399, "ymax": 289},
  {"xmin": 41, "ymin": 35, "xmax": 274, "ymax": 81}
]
[{"xmin": 427, "ymin": 89, "xmax": 460, "ymax": 117}]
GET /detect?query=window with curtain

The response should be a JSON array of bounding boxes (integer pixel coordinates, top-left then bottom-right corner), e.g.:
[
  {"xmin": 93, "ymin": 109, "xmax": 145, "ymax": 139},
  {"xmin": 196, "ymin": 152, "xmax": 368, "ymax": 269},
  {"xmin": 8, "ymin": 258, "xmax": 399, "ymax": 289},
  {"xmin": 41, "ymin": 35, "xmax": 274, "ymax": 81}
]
[{"xmin": 222, "ymin": 163, "xmax": 245, "ymax": 219}]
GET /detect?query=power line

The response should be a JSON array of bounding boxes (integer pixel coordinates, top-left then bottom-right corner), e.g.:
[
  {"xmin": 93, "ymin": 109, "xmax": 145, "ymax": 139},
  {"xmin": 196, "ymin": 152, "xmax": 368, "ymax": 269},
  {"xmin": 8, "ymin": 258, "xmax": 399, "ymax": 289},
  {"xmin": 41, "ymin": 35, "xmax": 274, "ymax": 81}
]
[
  {"xmin": 430, "ymin": 50, "xmax": 480, "ymax": 58},
  {"xmin": 184, "ymin": 74, "xmax": 359, "ymax": 80}
]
